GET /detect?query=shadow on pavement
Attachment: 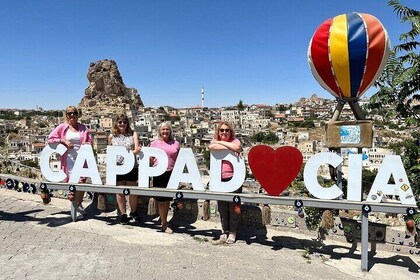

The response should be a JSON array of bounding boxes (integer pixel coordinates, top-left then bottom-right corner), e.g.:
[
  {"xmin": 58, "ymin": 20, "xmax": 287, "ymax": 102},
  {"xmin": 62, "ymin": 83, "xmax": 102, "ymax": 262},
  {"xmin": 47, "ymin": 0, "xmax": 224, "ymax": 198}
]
[
  {"xmin": 0, "ymin": 209, "xmax": 74, "ymax": 227},
  {"xmin": 267, "ymin": 234, "xmax": 420, "ymax": 273},
  {"xmin": 2, "ymin": 196, "xmax": 419, "ymax": 274}
]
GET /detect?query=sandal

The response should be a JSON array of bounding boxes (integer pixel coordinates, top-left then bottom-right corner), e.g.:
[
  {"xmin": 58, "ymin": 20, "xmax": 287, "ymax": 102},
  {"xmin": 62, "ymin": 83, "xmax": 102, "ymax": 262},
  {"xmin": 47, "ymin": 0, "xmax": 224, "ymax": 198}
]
[
  {"xmin": 77, "ymin": 205, "xmax": 87, "ymax": 215},
  {"xmin": 129, "ymin": 212, "xmax": 141, "ymax": 223},
  {"xmin": 120, "ymin": 214, "xmax": 129, "ymax": 225},
  {"xmin": 162, "ymin": 225, "xmax": 173, "ymax": 234},
  {"xmin": 212, "ymin": 233, "xmax": 228, "ymax": 245},
  {"xmin": 226, "ymin": 233, "xmax": 236, "ymax": 244}
]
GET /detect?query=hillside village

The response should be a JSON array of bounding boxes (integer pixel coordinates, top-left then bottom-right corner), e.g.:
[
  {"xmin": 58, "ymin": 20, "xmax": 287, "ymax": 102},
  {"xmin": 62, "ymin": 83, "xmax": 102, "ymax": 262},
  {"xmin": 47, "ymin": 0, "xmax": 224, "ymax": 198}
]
[
  {"xmin": 0, "ymin": 92, "xmax": 415, "ymax": 182},
  {"xmin": 0, "ymin": 59, "xmax": 417, "ymax": 182}
]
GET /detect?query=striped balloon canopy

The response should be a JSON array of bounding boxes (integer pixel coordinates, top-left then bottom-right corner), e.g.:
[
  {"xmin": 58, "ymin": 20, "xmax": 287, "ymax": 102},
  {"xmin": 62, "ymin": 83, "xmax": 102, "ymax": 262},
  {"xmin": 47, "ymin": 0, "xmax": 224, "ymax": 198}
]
[{"xmin": 308, "ymin": 13, "xmax": 390, "ymax": 100}]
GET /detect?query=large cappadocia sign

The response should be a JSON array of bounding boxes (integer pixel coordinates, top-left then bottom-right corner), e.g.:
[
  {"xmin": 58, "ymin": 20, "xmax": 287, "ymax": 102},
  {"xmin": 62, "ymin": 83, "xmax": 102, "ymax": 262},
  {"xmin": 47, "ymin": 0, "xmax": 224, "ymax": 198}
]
[
  {"xmin": 38, "ymin": 13, "xmax": 413, "ymax": 208},
  {"xmin": 40, "ymin": 144, "xmax": 416, "ymax": 206}
]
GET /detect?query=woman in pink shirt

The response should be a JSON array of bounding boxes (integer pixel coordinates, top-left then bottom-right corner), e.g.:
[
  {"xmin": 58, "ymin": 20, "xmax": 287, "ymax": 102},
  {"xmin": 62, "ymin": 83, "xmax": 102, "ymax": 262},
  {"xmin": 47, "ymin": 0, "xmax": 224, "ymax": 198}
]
[
  {"xmin": 47, "ymin": 106, "xmax": 92, "ymax": 219},
  {"xmin": 209, "ymin": 121, "xmax": 242, "ymax": 244},
  {"xmin": 150, "ymin": 122, "xmax": 180, "ymax": 234}
]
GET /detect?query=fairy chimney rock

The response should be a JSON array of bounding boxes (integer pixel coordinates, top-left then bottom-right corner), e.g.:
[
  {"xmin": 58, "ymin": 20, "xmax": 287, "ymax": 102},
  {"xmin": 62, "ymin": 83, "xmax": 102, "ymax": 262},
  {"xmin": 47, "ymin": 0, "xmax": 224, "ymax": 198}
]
[{"xmin": 78, "ymin": 59, "xmax": 144, "ymax": 117}]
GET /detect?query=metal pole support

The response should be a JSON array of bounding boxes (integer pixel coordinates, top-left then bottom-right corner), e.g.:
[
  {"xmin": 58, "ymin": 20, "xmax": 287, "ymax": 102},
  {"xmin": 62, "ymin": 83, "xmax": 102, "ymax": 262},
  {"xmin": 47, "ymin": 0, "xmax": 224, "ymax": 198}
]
[
  {"xmin": 361, "ymin": 210, "xmax": 369, "ymax": 271},
  {"xmin": 348, "ymin": 100, "xmax": 366, "ymax": 120},
  {"xmin": 71, "ymin": 193, "xmax": 78, "ymax": 222},
  {"xmin": 337, "ymin": 164, "xmax": 343, "ymax": 199},
  {"xmin": 331, "ymin": 100, "xmax": 345, "ymax": 121}
]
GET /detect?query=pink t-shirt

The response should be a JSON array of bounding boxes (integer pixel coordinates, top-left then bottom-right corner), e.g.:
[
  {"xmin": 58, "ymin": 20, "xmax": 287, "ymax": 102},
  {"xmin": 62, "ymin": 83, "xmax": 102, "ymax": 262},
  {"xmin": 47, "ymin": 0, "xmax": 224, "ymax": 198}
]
[
  {"xmin": 150, "ymin": 139, "xmax": 180, "ymax": 171},
  {"xmin": 47, "ymin": 122, "xmax": 92, "ymax": 182},
  {"xmin": 222, "ymin": 138, "xmax": 241, "ymax": 179}
]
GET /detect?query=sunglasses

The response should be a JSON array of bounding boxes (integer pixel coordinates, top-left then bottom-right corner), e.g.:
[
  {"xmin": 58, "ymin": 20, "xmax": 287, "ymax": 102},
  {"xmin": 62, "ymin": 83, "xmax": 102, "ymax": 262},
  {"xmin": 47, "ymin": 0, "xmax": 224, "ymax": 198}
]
[
  {"xmin": 219, "ymin": 128, "xmax": 230, "ymax": 133},
  {"xmin": 66, "ymin": 111, "xmax": 78, "ymax": 116},
  {"xmin": 118, "ymin": 121, "xmax": 127, "ymax": 125}
]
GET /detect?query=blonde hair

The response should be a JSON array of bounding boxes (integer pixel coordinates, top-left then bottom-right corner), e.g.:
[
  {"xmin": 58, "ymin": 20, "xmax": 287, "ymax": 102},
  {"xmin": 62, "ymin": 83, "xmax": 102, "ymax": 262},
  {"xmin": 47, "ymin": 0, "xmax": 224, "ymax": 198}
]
[
  {"xmin": 63, "ymin": 106, "xmax": 80, "ymax": 122},
  {"xmin": 213, "ymin": 121, "xmax": 235, "ymax": 141},
  {"xmin": 157, "ymin": 122, "xmax": 174, "ymax": 141},
  {"xmin": 111, "ymin": 114, "xmax": 133, "ymax": 135}
]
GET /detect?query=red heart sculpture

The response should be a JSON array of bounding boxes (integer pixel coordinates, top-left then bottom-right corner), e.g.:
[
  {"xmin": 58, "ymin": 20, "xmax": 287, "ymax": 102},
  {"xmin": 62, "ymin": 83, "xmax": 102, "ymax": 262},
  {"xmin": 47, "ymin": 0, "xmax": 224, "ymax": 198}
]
[{"xmin": 248, "ymin": 145, "xmax": 303, "ymax": 196}]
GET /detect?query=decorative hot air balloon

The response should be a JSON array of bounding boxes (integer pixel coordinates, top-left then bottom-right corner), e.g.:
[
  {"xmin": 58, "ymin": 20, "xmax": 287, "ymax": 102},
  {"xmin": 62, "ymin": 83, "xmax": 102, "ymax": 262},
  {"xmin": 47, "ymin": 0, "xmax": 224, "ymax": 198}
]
[{"xmin": 308, "ymin": 13, "xmax": 390, "ymax": 100}]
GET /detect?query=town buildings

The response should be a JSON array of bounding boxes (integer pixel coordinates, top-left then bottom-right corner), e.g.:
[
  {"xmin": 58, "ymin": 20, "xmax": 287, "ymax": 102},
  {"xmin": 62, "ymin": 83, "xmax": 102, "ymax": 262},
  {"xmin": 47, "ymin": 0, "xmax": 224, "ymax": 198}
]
[{"xmin": 0, "ymin": 94, "xmax": 417, "ymax": 181}]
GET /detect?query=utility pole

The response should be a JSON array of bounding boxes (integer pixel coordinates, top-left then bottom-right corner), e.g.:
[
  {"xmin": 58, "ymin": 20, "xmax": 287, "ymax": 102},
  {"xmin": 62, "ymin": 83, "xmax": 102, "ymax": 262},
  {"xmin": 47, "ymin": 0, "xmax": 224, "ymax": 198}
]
[{"xmin": 201, "ymin": 85, "xmax": 205, "ymax": 108}]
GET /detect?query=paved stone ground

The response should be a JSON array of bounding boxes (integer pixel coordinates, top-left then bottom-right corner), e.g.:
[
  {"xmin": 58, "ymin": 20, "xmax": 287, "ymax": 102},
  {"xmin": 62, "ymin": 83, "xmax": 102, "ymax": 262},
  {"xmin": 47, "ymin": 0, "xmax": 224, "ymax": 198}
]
[{"xmin": 1, "ymin": 189, "xmax": 419, "ymax": 280}]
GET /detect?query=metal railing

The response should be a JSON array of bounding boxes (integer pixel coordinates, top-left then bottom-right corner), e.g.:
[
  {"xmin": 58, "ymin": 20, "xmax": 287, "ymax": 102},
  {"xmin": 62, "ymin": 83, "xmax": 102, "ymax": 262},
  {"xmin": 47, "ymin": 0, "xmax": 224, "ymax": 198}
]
[{"xmin": 0, "ymin": 172, "xmax": 417, "ymax": 272}]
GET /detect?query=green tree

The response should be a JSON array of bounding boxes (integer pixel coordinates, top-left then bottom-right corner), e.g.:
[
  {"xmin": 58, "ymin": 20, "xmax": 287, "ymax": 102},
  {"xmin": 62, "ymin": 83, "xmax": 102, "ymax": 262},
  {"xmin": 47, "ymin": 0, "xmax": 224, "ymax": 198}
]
[
  {"xmin": 264, "ymin": 132, "xmax": 279, "ymax": 144},
  {"xmin": 21, "ymin": 160, "xmax": 40, "ymax": 169},
  {"xmin": 237, "ymin": 100, "xmax": 245, "ymax": 111},
  {"xmin": 289, "ymin": 164, "xmax": 307, "ymax": 195},
  {"xmin": 361, "ymin": 169, "xmax": 378, "ymax": 195},
  {"xmin": 203, "ymin": 150, "xmax": 211, "ymax": 169},
  {"xmin": 163, "ymin": 114, "xmax": 170, "ymax": 121},
  {"xmin": 301, "ymin": 120, "xmax": 315, "ymax": 128},
  {"xmin": 368, "ymin": 0, "xmax": 420, "ymax": 123},
  {"xmin": 276, "ymin": 104, "xmax": 288, "ymax": 112},
  {"xmin": 400, "ymin": 141, "xmax": 420, "ymax": 196},
  {"xmin": 250, "ymin": 132, "xmax": 279, "ymax": 144},
  {"xmin": 388, "ymin": 122, "xmax": 399, "ymax": 129},
  {"xmin": 387, "ymin": 135, "xmax": 420, "ymax": 195},
  {"xmin": 250, "ymin": 132, "xmax": 265, "ymax": 143}
]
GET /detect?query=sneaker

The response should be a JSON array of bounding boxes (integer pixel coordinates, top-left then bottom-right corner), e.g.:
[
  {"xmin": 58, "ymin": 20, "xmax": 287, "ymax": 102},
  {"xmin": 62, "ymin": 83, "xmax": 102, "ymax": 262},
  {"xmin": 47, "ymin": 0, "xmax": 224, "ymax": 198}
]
[
  {"xmin": 219, "ymin": 234, "xmax": 228, "ymax": 242},
  {"xmin": 212, "ymin": 234, "xmax": 227, "ymax": 245},
  {"xmin": 76, "ymin": 213, "xmax": 84, "ymax": 221},
  {"xmin": 77, "ymin": 205, "xmax": 87, "ymax": 215},
  {"xmin": 129, "ymin": 212, "xmax": 141, "ymax": 223},
  {"xmin": 163, "ymin": 226, "xmax": 173, "ymax": 234},
  {"xmin": 120, "ymin": 214, "xmax": 129, "ymax": 225},
  {"xmin": 226, "ymin": 233, "xmax": 236, "ymax": 244}
]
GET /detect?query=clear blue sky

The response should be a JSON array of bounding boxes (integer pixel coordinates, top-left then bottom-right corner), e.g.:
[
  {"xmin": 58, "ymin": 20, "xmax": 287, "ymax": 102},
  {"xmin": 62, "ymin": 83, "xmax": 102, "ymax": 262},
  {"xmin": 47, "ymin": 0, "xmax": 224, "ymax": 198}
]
[{"xmin": 0, "ymin": 0, "xmax": 418, "ymax": 110}]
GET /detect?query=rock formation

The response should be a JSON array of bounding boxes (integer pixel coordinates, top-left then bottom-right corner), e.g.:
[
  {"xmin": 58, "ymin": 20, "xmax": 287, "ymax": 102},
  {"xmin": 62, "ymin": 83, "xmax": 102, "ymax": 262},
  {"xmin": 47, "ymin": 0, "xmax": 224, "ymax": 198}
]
[{"xmin": 78, "ymin": 59, "xmax": 144, "ymax": 119}]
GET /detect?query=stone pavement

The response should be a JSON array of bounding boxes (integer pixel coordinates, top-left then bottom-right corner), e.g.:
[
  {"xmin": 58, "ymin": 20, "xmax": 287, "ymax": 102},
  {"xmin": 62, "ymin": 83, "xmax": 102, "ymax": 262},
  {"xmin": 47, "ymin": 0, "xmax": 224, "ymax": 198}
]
[{"xmin": 1, "ymin": 189, "xmax": 419, "ymax": 280}]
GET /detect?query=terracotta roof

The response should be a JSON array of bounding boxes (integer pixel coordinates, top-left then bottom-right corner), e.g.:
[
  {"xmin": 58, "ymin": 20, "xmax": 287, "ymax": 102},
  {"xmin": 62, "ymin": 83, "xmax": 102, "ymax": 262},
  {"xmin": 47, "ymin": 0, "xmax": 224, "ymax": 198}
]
[
  {"xmin": 253, "ymin": 104, "xmax": 269, "ymax": 108},
  {"xmin": 274, "ymin": 113, "xmax": 286, "ymax": 118},
  {"xmin": 33, "ymin": 143, "xmax": 46, "ymax": 148}
]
